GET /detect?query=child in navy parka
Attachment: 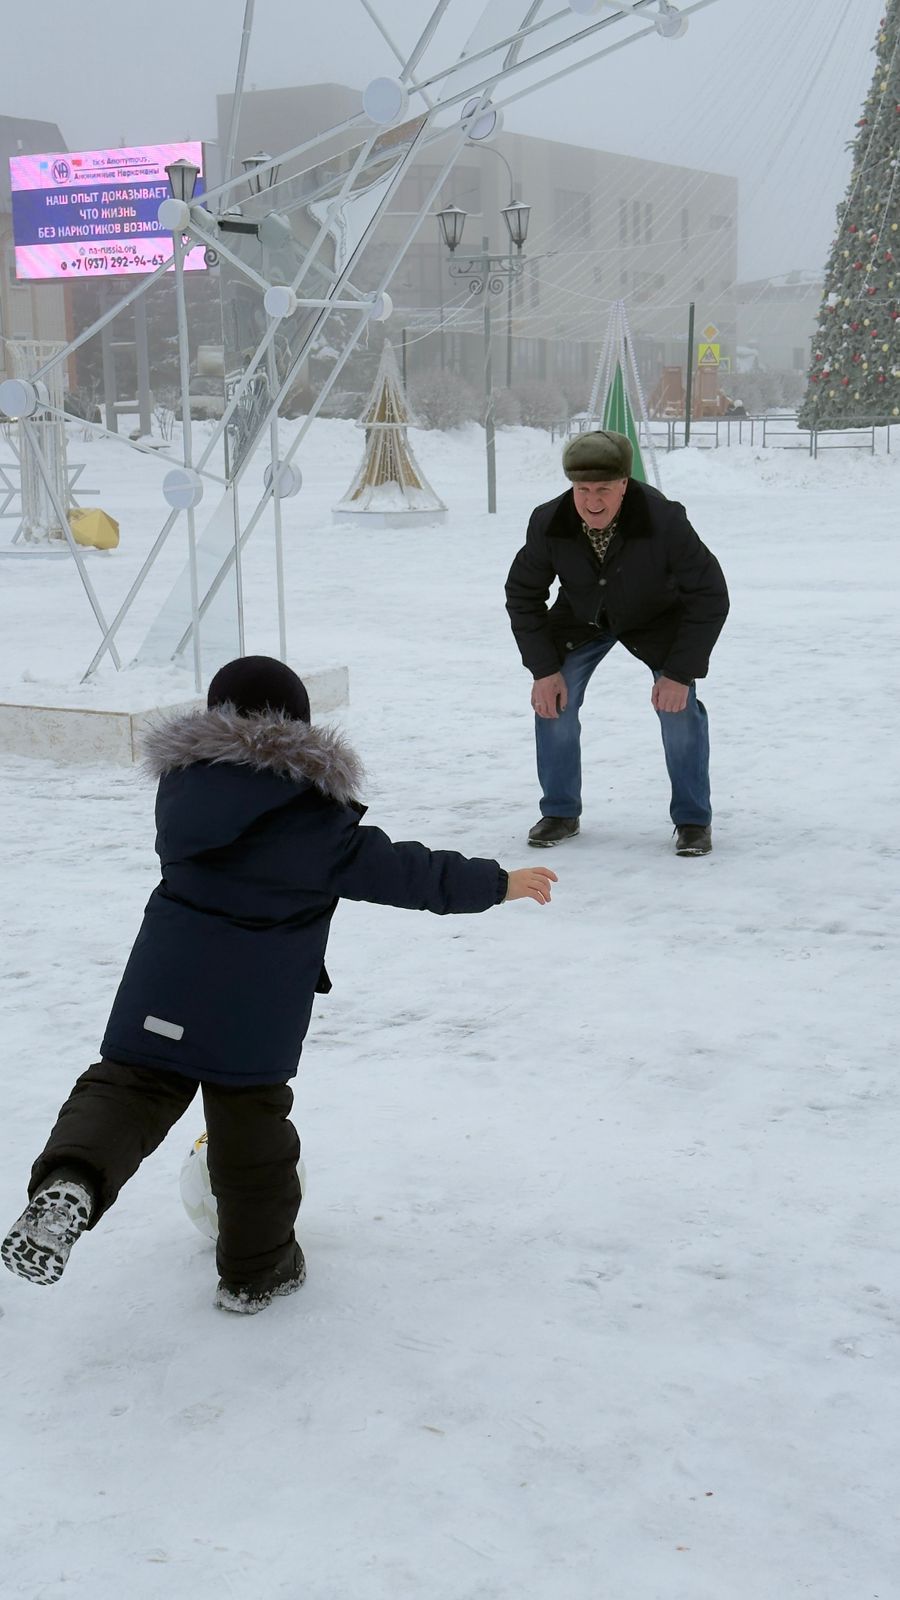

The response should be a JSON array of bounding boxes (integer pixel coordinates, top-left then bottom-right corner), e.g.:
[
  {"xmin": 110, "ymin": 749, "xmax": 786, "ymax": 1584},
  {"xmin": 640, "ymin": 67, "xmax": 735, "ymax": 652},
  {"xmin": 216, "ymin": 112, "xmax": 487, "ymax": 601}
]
[{"xmin": 2, "ymin": 657, "xmax": 555, "ymax": 1313}]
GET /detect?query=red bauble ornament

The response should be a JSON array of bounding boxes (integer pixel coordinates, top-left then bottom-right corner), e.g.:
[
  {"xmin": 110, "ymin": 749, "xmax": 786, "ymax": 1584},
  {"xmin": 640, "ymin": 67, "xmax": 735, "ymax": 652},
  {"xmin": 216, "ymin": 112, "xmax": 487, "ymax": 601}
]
[
  {"xmin": 841, "ymin": 377, "xmax": 850, "ymax": 385},
  {"xmin": 854, "ymin": 261, "xmax": 864, "ymax": 269},
  {"xmin": 868, "ymin": 286, "xmax": 877, "ymax": 296},
  {"xmin": 848, "ymin": 223, "xmax": 858, "ymax": 233},
  {"xmin": 851, "ymin": 321, "xmax": 860, "ymax": 330},
  {"xmin": 878, "ymin": 374, "xmax": 887, "ymax": 383},
  {"xmin": 885, "ymin": 252, "xmax": 894, "ymax": 262},
  {"xmin": 810, "ymin": 374, "xmax": 819, "ymax": 383}
]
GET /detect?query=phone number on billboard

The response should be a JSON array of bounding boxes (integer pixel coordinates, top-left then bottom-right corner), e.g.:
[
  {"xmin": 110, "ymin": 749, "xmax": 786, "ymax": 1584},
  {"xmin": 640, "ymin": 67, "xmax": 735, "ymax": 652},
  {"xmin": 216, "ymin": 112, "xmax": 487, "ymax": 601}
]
[{"xmin": 61, "ymin": 254, "xmax": 169, "ymax": 272}]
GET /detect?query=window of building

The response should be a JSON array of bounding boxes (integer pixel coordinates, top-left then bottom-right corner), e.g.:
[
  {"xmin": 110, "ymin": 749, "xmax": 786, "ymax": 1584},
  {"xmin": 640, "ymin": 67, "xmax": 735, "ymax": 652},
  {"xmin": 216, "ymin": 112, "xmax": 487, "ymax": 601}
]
[
  {"xmin": 398, "ymin": 163, "xmax": 481, "ymax": 215},
  {"xmin": 644, "ymin": 202, "xmax": 653, "ymax": 244},
  {"xmin": 518, "ymin": 338, "xmax": 544, "ymax": 376},
  {"xmin": 619, "ymin": 199, "xmax": 627, "ymax": 243},
  {"xmin": 633, "ymin": 270, "xmax": 665, "ymax": 304},
  {"xmin": 555, "ymin": 189, "xmax": 591, "ymax": 239},
  {"xmin": 632, "ymin": 200, "xmax": 641, "ymax": 244},
  {"xmin": 530, "ymin": 269, "xmax": 540, "ymax": 309}
]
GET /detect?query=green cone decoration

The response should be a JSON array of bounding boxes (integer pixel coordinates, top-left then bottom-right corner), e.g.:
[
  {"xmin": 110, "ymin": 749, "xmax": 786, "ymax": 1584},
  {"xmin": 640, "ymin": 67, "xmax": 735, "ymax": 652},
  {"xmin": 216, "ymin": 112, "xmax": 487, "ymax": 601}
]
[
  {"xmin": 602, "ymin": 362, "xmax": 648, "ymax": 483},
  {"xmin": 799, "ymin": 1, "xmax": 900, "ymax": 429}
]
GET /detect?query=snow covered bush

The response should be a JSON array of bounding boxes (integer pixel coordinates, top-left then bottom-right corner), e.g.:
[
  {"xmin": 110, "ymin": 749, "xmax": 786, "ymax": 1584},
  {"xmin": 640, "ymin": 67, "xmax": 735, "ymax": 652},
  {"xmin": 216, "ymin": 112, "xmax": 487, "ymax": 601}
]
[
  {"xmin": 512, "ymin": 378, "xmax": 568, "ymax": 429},
  {"xmin": 491, "ymin": 387, "xmax": 522, "ymax": 426},
  {"xmin": 409, "ymin": 368, "xmax": 480, "ymax": 429},
  {"xmin": 729, "ymin": 370, "xmax": 807, "ymax": 415}
]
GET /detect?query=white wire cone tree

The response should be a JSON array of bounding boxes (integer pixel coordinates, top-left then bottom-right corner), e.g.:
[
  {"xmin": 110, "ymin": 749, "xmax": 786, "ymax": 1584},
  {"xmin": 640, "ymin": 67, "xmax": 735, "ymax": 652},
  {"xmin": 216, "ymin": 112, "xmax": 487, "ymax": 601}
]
[{"xmin": 334, "ymin": 340, "xmax": 446, "ymax": 525}]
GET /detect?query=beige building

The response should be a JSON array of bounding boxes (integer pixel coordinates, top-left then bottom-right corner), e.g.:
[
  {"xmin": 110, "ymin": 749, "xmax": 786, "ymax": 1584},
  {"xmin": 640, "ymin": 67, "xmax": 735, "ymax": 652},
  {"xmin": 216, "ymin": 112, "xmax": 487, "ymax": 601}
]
[
  {"xmin": 217, "ymin": 84, "xmax": 738, "ymax": 406},
  {"xmin": 735, "ymin": 270, "xmax": 822, "ymax": 373},
  {"xmin": 0, "ymin": 117, "xmax": 72, "ymax": 383}
]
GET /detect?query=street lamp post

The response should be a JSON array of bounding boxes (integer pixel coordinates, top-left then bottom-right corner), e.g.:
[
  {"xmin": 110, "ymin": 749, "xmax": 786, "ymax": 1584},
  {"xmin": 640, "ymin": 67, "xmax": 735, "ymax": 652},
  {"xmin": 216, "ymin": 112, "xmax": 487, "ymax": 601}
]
[
  {"xmin": 501, "ymin": 200, "xmax": 531, "ymax": 389},
  {"xmin": 163, "ymin": 157, "xmax": 204, "ymax": 690},
  {"xmin": 437, "ymin": 198, "xmax": 530, "ymax": 515}
]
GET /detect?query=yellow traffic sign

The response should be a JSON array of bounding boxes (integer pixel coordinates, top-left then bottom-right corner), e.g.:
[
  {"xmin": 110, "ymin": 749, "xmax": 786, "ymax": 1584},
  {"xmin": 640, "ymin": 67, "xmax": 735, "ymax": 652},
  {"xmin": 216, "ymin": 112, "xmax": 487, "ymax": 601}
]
[
  {"xmin": 698, "ymin": 342, "xmax": 720, "ymax": 366},
  {"xmin": 703, "ymin": 323, "xmax": 719, "ymax": 340}
]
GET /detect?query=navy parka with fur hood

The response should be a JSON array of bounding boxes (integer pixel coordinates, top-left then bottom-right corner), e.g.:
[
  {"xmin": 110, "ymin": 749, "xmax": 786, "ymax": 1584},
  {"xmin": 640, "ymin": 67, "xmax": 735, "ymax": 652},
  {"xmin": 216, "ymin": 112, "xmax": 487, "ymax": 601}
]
[{"xmin": 100, "ymin": 706, "xmax": 506, "ymax": 1086}]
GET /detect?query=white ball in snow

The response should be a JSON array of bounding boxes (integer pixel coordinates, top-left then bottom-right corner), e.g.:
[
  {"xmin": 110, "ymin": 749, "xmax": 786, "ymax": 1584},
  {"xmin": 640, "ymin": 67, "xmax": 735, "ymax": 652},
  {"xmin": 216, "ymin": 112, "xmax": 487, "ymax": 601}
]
[{"xmin": 179, "ymin": 1132, "xmax": 307, "ymax": 1242}]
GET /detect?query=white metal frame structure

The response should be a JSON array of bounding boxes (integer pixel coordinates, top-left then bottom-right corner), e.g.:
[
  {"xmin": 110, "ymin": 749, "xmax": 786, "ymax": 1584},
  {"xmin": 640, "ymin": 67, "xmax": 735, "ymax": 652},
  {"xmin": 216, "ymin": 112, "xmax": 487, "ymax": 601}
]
[{"xmin": 0, "ymin": 0, "xmax": 717, "ymax": 688}]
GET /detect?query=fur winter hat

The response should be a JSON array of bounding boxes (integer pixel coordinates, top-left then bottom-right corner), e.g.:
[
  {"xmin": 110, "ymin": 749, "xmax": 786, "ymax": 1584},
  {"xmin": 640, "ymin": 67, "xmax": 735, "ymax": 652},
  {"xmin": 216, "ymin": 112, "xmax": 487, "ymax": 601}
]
[
  {"xmin": 562, "ymin": 429, "xmax": 633, "ymax": 483},
  {"xmin": 207, "ymin": 655, "xmax": 310, "ymax": 723}
]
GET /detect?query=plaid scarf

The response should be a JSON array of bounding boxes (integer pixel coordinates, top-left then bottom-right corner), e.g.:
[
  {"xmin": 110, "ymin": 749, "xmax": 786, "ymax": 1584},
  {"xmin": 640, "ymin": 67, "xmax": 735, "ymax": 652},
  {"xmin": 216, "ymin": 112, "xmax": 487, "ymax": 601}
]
[{"xmin": 581, "ymin": 512, "xmax": 620, "ymax": 565}]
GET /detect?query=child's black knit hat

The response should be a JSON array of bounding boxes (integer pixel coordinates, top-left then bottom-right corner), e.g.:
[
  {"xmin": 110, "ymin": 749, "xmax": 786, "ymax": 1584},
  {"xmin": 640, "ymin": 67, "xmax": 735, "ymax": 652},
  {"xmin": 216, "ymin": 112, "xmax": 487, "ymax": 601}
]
[{"xmin": 207, "ymin": 656, "xmax": 311, "ymax": 723}]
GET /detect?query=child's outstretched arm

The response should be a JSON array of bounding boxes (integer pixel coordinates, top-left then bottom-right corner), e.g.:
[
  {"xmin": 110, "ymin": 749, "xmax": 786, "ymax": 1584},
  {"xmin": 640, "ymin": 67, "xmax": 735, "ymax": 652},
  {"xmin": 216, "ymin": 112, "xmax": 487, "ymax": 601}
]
[{"xmin": 327, "ymin": 814, "xmax": 555, "ymax": 915}]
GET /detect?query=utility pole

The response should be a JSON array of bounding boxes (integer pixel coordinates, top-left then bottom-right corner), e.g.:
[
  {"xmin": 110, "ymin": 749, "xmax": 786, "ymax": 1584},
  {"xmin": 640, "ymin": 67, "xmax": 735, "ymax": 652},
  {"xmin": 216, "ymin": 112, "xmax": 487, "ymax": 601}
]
[
  {"xmin": 482, "ymin": 237, "xmax": 496, "ymax": 514},
  {"xmin": 684, "ymin": 300, "xmax": 695, "ymax": 447}
]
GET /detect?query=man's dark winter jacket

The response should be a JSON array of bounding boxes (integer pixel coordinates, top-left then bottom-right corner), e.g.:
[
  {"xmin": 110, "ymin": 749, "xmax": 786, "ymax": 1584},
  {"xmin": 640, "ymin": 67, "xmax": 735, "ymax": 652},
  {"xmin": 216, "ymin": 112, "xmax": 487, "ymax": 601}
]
[
  {"xmin": 505, "ymin": 478, "xmax": 729, "ymax": 684},
  {"xmin": 101, "ymin": 708, "xmax": 506, "ymax": 1087}
]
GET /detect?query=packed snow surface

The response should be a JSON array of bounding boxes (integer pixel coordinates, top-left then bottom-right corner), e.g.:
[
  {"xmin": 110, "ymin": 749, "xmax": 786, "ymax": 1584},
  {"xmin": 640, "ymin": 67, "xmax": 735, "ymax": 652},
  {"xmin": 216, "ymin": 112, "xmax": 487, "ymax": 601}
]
[{"xmin": 0, "ymin": 419, "xmax": 897, "ymax": 1599}]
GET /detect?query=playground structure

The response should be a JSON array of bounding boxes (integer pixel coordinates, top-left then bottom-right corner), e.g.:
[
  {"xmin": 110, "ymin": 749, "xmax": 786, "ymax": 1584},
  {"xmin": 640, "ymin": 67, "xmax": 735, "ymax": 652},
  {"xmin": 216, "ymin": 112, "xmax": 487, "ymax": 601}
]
[{"xmin": 649, "ymin": 364, "xmax": 734, "ymax": 420}]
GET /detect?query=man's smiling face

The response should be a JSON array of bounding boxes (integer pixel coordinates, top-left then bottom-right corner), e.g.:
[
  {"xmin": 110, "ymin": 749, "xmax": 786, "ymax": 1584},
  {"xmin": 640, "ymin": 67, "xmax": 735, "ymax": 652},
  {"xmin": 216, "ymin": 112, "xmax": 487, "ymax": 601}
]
[{"xmin": 572, "ymin": 478, "xmax": 628, "ymax": 530}]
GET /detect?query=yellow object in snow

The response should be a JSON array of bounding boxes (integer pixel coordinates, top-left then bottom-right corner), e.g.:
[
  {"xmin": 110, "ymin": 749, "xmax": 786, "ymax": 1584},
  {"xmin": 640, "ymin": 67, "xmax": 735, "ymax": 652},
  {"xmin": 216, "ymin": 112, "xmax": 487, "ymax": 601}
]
[{"xmin": 68, "ymin": 508, "xmax": 120, "ymax": 550}]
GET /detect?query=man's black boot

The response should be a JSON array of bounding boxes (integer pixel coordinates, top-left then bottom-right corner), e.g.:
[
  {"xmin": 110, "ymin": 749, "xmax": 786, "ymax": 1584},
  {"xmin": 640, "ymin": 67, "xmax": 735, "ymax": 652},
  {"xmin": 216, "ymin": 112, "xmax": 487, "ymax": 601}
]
[
  {"xmin": 674, "ymin": 824, "xmax": 712, "ymax": 856},
  {"xmin": 528, "ymin": 817, "xmax": 580, "ymax": 848}
]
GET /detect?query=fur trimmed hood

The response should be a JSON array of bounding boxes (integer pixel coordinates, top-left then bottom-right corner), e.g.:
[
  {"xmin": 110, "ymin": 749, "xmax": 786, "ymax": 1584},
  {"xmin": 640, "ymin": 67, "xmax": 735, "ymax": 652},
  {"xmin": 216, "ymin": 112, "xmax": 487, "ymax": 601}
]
[{"xmin": 142, "ymin": 704, "xmax": 364, "ymax": 806}]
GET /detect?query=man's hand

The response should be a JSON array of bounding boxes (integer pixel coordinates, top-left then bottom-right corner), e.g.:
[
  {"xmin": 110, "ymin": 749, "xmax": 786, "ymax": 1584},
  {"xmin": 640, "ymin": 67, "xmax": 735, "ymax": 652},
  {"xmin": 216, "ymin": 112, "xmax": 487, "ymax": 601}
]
[
  {"xmin": 651, "ymin": 676, "xmax": 690, "ymax": 714},
  {"xmin": 504, "ymin": 867, "xmax": 558, "ymax": 904},
  {"xmin": 531, "ymin": 672, "xmax": 567, "ymax": 719}
]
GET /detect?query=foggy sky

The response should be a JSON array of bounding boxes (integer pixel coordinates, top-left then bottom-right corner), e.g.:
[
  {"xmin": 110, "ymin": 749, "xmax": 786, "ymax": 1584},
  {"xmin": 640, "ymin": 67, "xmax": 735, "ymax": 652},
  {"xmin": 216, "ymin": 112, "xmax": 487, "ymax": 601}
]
[{"xmin": 4, "ymin": 0, "xmax": 883, "ymax": 280}]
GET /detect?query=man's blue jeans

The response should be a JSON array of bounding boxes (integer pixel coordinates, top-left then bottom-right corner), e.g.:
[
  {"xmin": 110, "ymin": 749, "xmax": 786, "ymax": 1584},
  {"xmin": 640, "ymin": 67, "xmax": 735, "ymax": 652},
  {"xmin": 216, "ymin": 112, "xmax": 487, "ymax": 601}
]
[{"xmin": 535, "ymin": 634, "xmax": 712, "ymax": 825}]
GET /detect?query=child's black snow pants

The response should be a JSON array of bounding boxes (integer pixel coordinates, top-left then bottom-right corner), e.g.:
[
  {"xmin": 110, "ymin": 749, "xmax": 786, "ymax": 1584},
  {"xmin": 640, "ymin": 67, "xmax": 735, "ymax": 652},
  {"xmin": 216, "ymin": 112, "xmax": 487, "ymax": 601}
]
[{"xmin": 28, "ymin": 1059, "xmax": 302, "ymax": 1290}]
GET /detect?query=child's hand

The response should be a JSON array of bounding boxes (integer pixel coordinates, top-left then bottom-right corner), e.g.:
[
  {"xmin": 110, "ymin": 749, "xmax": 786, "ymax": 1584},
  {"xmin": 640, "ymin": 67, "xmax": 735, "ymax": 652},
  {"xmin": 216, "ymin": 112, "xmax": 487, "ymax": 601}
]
[{"xmin": 504, "ymin": 867, "xmax": 557, "ymax": 905}]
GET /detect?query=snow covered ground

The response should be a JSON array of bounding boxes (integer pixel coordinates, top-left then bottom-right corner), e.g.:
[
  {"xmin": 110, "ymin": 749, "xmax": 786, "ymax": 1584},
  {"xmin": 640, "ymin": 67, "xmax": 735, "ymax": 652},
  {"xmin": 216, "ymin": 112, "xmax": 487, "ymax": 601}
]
[{"xmin": 0, "ymin": 419, "xmax": 897, "ymax": 1599}]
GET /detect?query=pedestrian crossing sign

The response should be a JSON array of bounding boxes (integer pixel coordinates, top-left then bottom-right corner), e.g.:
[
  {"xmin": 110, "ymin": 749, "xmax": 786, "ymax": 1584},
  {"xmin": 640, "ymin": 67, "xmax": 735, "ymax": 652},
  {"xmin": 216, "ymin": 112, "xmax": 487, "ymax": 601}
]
[{"xmin": 698, "ymin": 342, "xmax": 720, "ymax": 366}]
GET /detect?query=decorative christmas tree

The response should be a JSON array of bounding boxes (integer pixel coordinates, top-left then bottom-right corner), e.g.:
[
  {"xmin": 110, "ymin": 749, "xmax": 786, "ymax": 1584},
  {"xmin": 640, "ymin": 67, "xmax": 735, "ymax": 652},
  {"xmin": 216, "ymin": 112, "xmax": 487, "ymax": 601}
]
[
  {"xmin": 333, "ymin": 341, "xmax": 446, "ymax": 526},
  {"xmin": 800, "ymin": 2, "xmax": 900, "ymax": 428},
  {"xmin": 584, "ymin": 300, "xmax": 661, "ymax": 487}
]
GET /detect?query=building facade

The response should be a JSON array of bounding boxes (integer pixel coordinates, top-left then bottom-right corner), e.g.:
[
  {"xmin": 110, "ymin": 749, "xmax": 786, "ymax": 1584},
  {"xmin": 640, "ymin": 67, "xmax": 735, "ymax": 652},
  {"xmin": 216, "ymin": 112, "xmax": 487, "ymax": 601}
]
[
  {"xmin": 216, "ymin": 84, "xmax": 738, "ymax": 411},
  {"xmin": 734, "ymin": 270, "xmax": 822, "ymax": 374}
]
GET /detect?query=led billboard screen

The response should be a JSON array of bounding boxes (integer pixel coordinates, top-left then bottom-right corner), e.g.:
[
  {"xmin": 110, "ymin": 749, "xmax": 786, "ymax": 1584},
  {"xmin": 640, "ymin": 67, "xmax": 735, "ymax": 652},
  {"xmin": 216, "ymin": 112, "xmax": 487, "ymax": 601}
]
[{"xmin": 9, "ymin": 142, "xmax": 207, "ymax": 280}]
